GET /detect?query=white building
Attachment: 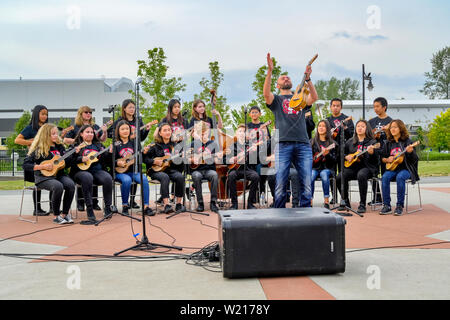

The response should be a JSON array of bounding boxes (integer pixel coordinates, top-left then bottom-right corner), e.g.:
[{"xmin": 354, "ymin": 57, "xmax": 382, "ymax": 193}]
[
  {"xmin": 0, "ymin": 77, "xmax": 138, "ymax": 142},
  {"xmin": 316, "ymin": 99, "xmax": 449, "ymax": 128}
]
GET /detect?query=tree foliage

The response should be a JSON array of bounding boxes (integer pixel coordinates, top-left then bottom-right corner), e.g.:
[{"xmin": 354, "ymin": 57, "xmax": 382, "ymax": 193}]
[
  {"xmin": 420, "ymin": 46, "xmax": 450, "ymax": 99},
  {"xmin": 6, "ymin": 111, "xmax": 31, "ymax": 152},
  {"xmin": 427, "ymin": 108, "xmax": 450, "ymax": 151}
]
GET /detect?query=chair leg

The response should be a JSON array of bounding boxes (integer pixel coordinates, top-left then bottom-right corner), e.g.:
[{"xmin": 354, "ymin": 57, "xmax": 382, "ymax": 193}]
[
  {"xmin": 19, "ymin": 187, "xmax": 37, "ymax": 223},
  {"xmin": 407, "ymin": 181, "xmax": 423, "ymax": 214}
]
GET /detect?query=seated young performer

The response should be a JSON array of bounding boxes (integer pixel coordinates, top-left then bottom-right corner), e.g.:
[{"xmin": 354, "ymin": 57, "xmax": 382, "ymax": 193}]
[
  {"xmin": 336, "ymin": 120, "xmax": 379, "ymax": 214},
  {"xmin": 310, "ymin": 120, "xmax": 338, "ymax": 209},
  {"xmin": 107, "ymin": 99, "xmax": 155, "ymax": 209},
  {"xmin": 379, "ymin": 119, "xmax": 419, "ymax": 216},
  {"xmin": 15, "ymin": 105, "xmax": 49, "ymax": 216},
  {"xmin": 188, "ymin": 99, "xmax": 223, "ymax": 138},
  {"xmin": 111, "ymin": 120, "xmax": 153, "ymax": 216},
  {"xmin": 143, "ymin": 123, "xmax": 186, "ymax": 214},
  {"xmin": 64, "ymin": 105, "xmax": 108, "ymax": 211},
  {"xmin": 189, "ymin": 122, "xmax": 221, "ymax": 213},
  {"xmin": 227, "ymin": 124, "xmax": 260, "ymax": 210},
  {"xmin": 70, "ymin": 125, "xmax": 114, "ymax": 223},
  {"xmin": 158, "ymin": 98, "xmax": 189, "ymax": 143},
  {"xmin": 23, "ymin": 123, "xmax": 76, "ymax": 224}
]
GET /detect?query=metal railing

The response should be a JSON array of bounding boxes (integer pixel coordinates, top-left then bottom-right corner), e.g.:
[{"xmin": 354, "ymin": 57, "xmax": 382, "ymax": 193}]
[{"xmin": 0, "ymin": 149, "xmax": 27, "ymax": 176}]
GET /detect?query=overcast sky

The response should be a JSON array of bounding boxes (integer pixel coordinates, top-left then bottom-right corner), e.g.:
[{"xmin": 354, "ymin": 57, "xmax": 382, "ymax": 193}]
[{"xmin": 1, "ymin": 0, "xmax": 449, "ymax": 107}]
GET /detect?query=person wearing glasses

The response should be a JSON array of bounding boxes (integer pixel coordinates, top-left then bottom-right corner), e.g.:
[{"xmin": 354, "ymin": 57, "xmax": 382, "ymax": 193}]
[{"xmin": 64, "ymin": 106, "xmax": 108, "ymax": 211}]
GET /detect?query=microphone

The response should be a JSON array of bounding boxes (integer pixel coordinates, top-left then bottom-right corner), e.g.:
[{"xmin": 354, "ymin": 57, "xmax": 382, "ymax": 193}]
[
  {"xmin": 135, "ymin": 77, "xmax": 143, "ymax": 85},
  {"xmin": 244, "ymin": 106, "xmax": 248, "ymax": 114},
  {"xmin": 108, "ymin": 105, "xmax": 116, "ymax": 113},
  {"xmin": 182, "ymin": 110, "xmax": 188, "ymax": 117}
]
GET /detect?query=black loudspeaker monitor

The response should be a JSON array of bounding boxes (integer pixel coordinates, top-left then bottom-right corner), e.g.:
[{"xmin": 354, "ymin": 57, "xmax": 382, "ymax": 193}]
[{"xmin": 218, "ymin": 207, "xmax": 346, "ymax": 278}]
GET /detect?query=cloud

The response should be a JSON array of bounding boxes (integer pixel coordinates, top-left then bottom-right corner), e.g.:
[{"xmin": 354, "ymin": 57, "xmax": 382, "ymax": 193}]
[{"xmin": 332, "ymin": 31, "xmax": 389, "ymax": 44}]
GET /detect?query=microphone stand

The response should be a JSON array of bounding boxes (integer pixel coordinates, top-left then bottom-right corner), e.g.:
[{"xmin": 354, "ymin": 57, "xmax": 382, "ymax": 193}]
[
  {"xmin": 95, "ymin": 104, "xmax": 141, "ymax": 226},
  {"xmin": 331, "ymin": 123, "xmax": 363, "ymax": 217},
  {"xmin": 114, "ymin": 80, "xmax": 181, "ymax": 255},
  {"xmin": 243, "ymin": 107, "xmax": 248, "ymax": 209}
]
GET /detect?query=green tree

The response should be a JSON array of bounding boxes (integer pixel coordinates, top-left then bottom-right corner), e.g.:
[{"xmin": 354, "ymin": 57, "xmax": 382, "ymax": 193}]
[
  {"xmin": 427, "ymin": 108, "xmax": 450, "ymax": 151},
  {"xmin": 133, "ymin": 47, "xmax": 187, "ymax": 142},
  {"xmin": 420, "ymin": 46, "xmax": 450, "ymax": 99},
  {"xmin": 6, "ymin": 111, "xmax": 31, "ymax": 152}
]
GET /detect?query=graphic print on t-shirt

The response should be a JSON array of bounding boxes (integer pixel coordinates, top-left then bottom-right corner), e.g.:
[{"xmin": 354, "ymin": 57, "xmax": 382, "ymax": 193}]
[
  {"xmin": 119, "ymin": 148, "xmax": 133, "ymax": 158},
  {"xmin": 50, "ymin": 149, "xmax": 61, "ymax": 156},
  {"xmin": 390, "ymin": 147, "xmax": 402, "ymax": 156},
  {"xmin": 282, "ymin": 98, "xmax": 300, "ymax": 115}
]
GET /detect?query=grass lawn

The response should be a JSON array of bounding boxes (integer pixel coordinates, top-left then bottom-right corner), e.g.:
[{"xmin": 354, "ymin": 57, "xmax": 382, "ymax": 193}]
[
  {"xmin": 0, "ymin": 160, "xmax": 447, "ymax": 190},
  {"xmin": 418, "ymin": 160, "xmax": 450, "ymax": 177}
]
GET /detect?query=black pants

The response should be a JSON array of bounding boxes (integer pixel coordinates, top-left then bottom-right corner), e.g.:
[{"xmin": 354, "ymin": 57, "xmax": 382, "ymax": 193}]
[
  {"xmin": 336, "ymin": 166, "xmax": 373, "ymax": 205},
  {"xmin": 191, "ymin": 169, "xmax": 218, "ymax": 203},
  {"xmin": 77, "ymin": 186, "xmax": 99, "ymax": 207},
  {"xmin": 74, "ymin": 170, "xmax": 113, "ymax": 209},
  {"xmin": 36, "ymin": 176, "xmax": 75, "ymax": 215},
  {"xmin": 149, "ymin": 169, "xmax": 185, "ymax": 199},
  {"xmin": 228, "ymin": 168, "xmax": 260, "ymax": 205}
]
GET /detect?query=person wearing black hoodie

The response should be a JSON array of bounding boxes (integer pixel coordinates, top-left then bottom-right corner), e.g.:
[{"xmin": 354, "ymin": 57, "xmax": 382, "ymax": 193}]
[
  {"xmin": 336, "ymin": 120, "xmax": 379, "ymax": 213},
  {"xmin": 379, "ymin": 120, "xmax": 419, "ymax": 216}
]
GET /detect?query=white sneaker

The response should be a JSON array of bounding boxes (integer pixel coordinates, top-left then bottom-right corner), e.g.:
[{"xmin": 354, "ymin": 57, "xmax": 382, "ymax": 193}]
[
  {"xmin": 53, "ymin": 215, "xmax": 68, "ymax": 224},
  {"xmin": 64, "ymin": 213, "xmax": 74, "ymax": 224}
]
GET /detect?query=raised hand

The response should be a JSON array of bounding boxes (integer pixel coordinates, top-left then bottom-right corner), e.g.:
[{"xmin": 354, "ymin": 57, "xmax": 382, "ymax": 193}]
[{"xmin": 267, "ymin": 53, "xmax": 274, "ymax": 72}]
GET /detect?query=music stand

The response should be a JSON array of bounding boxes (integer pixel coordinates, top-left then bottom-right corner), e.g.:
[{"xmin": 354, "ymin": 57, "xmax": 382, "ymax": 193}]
[{"xmin": 114, "ymin": 79, "xmax": 182, "ymax": 255}]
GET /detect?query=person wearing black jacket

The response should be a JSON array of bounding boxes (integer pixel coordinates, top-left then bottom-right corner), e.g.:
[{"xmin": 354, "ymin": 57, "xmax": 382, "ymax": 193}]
[
  {"xmin": 379, "ymin": 120, "xmax": 419, "ymax": 216},
  {"xmin": 227, "ymin": 124, "xmax": 260, "ymax": 210},
  {"xmin": 70, "ymin": 125, "xmax": 113, "ymax": 223},
  {"xmin": 23, "ymin": 123, "xmax": 76, "ymax": 224},
  {"xmin": 336, "ymin": 120, "xmax": 379, "ymax": 213},
  {"xmin": 143, "ymin": 123, "xmax": 186, "ymax": 214},
  {"xmin": 15, "ymin": 105, "xmax": 49, "ymax": 215},
  {"xmin": 310, "ymin": 120, "xmax": 338, "ymax": 209},
  {"xmin": 189, "ymin": 123, "xmax": 221, "ymax": 213}
]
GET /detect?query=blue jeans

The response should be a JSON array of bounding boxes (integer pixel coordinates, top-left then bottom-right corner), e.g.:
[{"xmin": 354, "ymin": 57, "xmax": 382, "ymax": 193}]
[
  {"xmin": 382, "ymin": 169, "xmax": 411, "ymax": 207},
  {"xmin": 311, "ymin": 169, "xmax": 332, "ymax": 199},
  {"xmin": 274, "ymin": 142, "xmax": 312, "ymax": 208},
  {"xmin": 116, "ymin": 172, "xmax": 150, "ymax": 206}
]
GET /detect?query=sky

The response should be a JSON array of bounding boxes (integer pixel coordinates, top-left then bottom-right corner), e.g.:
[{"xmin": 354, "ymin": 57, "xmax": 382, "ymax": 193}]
[{"xmin": 0, "ymin": 0, "xmax": 449, "ymax": 108}]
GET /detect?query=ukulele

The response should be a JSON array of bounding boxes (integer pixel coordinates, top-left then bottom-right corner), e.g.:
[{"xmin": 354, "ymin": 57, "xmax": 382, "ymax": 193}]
[
  {"xmin": 228, "ymin": 140, "xmax": 264, "ymax": 171},
  {"xmin": 331, "ymin": 116, "xmax": 352, "ymax": 139},
  {"xmin": 313, "ymin": 143, "xmax": 336, "ymax": 164},
  {"xmin": 248, "ymin": 120, "xmax": 272, "ymax": 141},
  {"xmin": 149, "ymin": 148, "xmax": 193, "ymax": 173},
  {"xmin": 40, "ymin": 142, "xmax": 87, "ymax": 177},
  {"xmin": 385, "ymin": 141, "xmax": 420, "ymax": 171},
  {"xmin": 372, "ymin": 125, "xmax": 388, "ymax": 140},
  {"xmin": 94, "ymin": 120, "xmax": 113, "ymax": 136},
  {"xmin": 130, "ymin": 119, "xmax": 158, "ymax": 139},
  {"xmin": 190, "ymin": 148, "xmax": 231, "ymax": 170},
  {"xmin": 344, "ymin": 142, "xmax": 380, "ymax": 168},
  {"xmin": 289, "ymin": 54, "xmax": 318, "ymax": 111},
  {"xmin": 77, "ymin": 141, "xmax": 121, "ymax": 171},
  {"xmin": 60, "ymin": 126, "xmax": 74, "ymax": 139}
]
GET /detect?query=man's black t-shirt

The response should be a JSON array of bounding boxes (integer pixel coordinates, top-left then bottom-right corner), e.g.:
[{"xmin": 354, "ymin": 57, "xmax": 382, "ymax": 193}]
[
  {"xmin": 266, "ymin": 94, "xmax": 310, "ymax": 143},
  {"xmin": 369, "ymin": 116, "xmax": 393, "ymax": 143},
  {"xmin": 327, "ymin": 114, "xmax": 355, "ymax": 142}
]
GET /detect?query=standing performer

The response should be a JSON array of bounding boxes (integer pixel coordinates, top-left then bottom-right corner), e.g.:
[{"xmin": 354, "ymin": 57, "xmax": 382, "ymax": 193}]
[
  {"xmin": 368, "ymin": 97, "xmax": 393, "ymax": 205},
  {"xmin": 188, "ymin": 99, "xmax": 223, "ymax": 135},
  {"xmin": 263, "ymin": 53, "xmax": 318, "ymax": 208},
  {"xmin": 23, "ymin": 124, "xmax": 76, "ymax": 224},
  {"xmin": 70, "ymin": 125, "xmax": 114, "ymax": 223},
  {"xmin": 379, "ymin": 120, "xmax": 419, "ymax": 216},
  {"xmin": 15, "ymin": 105, "xmax": 49, "ymax": 216}
]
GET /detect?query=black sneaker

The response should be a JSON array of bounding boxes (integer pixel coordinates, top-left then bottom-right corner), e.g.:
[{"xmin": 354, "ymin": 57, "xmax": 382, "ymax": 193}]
[
  {"xmin": 77, "ymin": 204, "xmax": 85, "ymax": 212},
  {"xmin": 163, "ymin": 204, "xmax": 174, "ymax": 214},
  {"xmin": 144, "ymin": 207, "xmax": 155, "ymax": 216},
  {"xmin": 196, "ymin": 202, "xmax": 204, "ymax": 212},
  {"xmin": 104, "ymin": 207, "xmax": 113, "ymax": 219},
  {"xmin": 33, "ymin": 208, "xmax": 50, "ymax": 216},
  {"xmin": 175, "ymin": 203, "xmax": 186, "ymax": 213},
  {"xmin": 93, "ymin": 204, "xmax": 102, "ymax": 211},
  {"xmin": 131, "ymin": 201, "xmax": 140, "ymax": 209},
  {"xmin": 379, "ymin": 205, "xmax": 392, "ymax": 215},
  {"xmin": 324, "ymin": 203, "xmax": 330, "ymax": 209},
  {"xmin": 330, "ymin": 198, "xmax": 337, "ymax": 205},
  {"xmin": 357, "ymin": 204, "xmax": 366, "ymax": 214},
  {"xmin": 156, "ymin": 196, "xmax": 163, "ymax": 205},
  {"xmin": 394, "ymin": 205, "xmax": 404, "ymax": 216},
  {"xmin": 122, "ymin": 205, "xmax": 129, "ymax": 216},
  {"xmin": 210, "ymin": 202, "xmax": 219, "ymax": 213}
]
